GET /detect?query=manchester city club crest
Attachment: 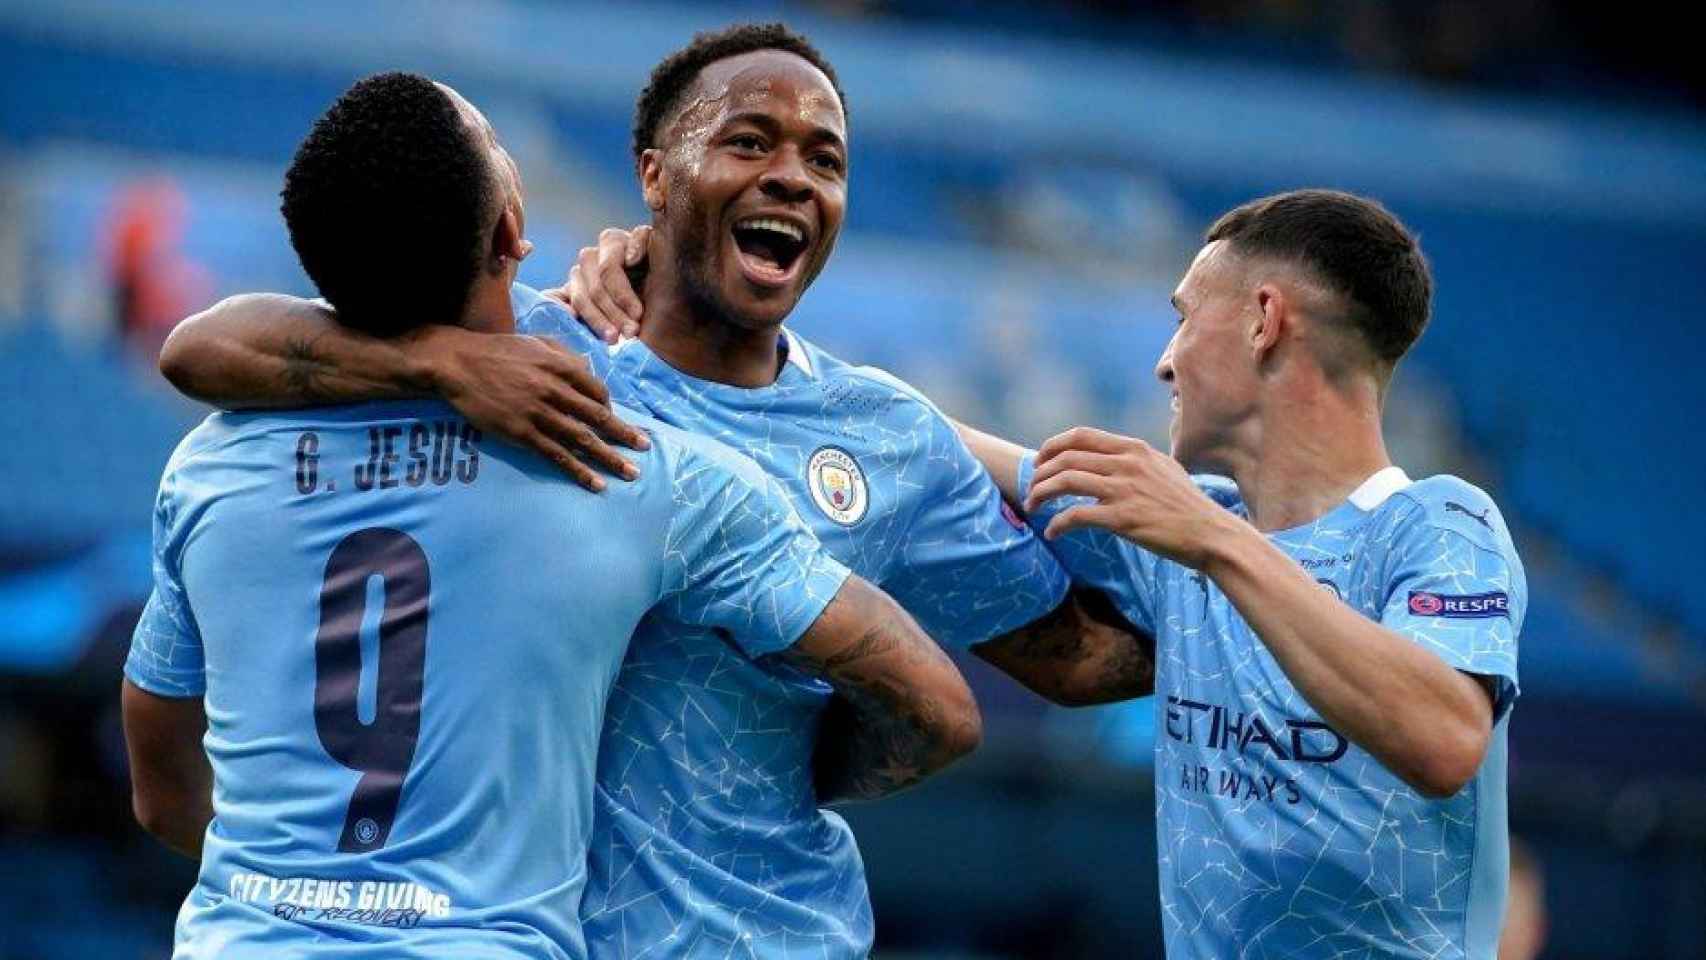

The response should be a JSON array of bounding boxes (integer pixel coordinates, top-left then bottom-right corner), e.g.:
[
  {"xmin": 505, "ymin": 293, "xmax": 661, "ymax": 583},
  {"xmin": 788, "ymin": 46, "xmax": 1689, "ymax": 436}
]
[{"xmin": 806, "ymin": 446, "xmax": 869, "ymax": 526}]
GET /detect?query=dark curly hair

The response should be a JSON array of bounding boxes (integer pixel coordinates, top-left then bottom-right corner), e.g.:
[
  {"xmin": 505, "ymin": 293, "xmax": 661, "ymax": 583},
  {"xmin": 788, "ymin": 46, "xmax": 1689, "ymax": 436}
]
[
  {"xmin": 281, "ymin": 72, "xmax": 496, "ymax": 336},
  {"xmin": 632, "ymin": 22, "xmax": 847, "ymax": 163},
  {"xmin": 1206, "ymin": 189, "xmax": 1433, "ymax": 374}
]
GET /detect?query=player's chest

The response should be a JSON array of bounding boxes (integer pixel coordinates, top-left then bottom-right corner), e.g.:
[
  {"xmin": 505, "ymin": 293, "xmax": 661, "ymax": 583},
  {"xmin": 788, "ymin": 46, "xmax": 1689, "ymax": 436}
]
[
  {"xmin": 643, "ymin": 392, "xmax": 927, "ymax": 580},
  {"xmin": 1155, "ymin": 534, "xmax": 1388, "ymax": 686}
]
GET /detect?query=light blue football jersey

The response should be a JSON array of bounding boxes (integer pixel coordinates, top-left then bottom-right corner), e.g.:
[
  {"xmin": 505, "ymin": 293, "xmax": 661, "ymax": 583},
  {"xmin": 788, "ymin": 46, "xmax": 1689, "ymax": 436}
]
[
  {"xmin": 1020, "ymin": 460, "xmax": 1524, "ymax": 959},
  {"xmin": 124, "ymin": 352, "xmax": 851, "ymax": 954},
  {"xmin": 558, "ymin": 330, "xmax": 1070, "ymax": 959}
]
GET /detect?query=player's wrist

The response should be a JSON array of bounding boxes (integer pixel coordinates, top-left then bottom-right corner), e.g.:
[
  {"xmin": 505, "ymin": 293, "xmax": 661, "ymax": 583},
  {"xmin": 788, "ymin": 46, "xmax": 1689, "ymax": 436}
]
[
  {"xmin": 400, "ymin": 324, "xmax": 470, "ymax": 399},
  {"xmin": 1197, "ymin": 512, "xmax": 1262, "ymax": 581}
]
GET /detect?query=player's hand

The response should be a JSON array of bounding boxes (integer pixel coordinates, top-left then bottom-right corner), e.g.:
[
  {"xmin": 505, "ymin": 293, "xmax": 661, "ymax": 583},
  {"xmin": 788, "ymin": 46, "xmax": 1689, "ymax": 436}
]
[
  {"xmin": 542, "ymin": 225, "xmax": 651, "ymax": 344},
  {"xmin": 1025, "ymin": 427, "xmax": 1233, "ymax": 569},
  {"xmin": 410, "ymin": 325, "xmax": 649, "ymax": 492}
]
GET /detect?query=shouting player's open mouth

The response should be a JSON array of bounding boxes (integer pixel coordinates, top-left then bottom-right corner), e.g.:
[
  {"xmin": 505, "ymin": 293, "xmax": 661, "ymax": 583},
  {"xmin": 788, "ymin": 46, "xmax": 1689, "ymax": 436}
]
[{"xmin": 731, "ymin": 215, "xmax": 811, "ymax": 290}]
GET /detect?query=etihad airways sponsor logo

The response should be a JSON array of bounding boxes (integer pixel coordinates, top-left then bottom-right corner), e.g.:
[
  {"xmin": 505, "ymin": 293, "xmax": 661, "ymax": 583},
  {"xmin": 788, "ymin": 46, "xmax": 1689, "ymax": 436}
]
[{"xmin": 1164, "ymin": 696, "xmax": 1348, "ymax": 764}]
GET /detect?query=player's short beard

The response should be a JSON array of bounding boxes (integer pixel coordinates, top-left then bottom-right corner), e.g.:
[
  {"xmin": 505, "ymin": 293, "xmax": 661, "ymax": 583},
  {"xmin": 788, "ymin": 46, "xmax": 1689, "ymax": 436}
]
[{"xmin": 671, "ymin": 193, "xmax": 794, "ymax": 332}]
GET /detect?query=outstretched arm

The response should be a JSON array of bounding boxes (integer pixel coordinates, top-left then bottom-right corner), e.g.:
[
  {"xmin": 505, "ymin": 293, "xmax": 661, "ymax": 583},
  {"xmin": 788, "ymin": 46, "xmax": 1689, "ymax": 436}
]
[
  {"xmin": 159, "ymin": 294, "xmax": 647, "ymax": 490},
  {"xmin": 784, "ymin": 576, "xmax": 983, "ymax": 805}
]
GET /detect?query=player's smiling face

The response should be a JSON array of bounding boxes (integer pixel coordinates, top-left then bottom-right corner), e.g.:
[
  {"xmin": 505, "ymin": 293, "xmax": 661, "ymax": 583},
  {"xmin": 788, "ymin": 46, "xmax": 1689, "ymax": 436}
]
[
  {"xmin": 644, "ymin": 50, "xmax": 848, "ymax": 330},
  {"xmin": 1157, "ymin": 240, "xmax": 1261, "ymax": 472}
]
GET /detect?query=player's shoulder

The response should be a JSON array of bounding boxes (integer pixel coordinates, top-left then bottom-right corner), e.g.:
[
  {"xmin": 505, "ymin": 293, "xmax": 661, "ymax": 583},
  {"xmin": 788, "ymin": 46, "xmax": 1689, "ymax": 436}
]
[
  {"xmin": 509, "ymin": 281, "xmax": 566, "ymax": 325},
  {"xmin": 164, "ymin": 413, "xmax": 248, "ymax": 475},
  {"xmin": 622, "ymin": 404, "xmax": 772, "ymax": 493},
  {"xmin": 510, "ymin": 282, "xmax": 608, "ymax": 352},
  {"xmin": 1385, "ymin": 473, "xmax": 1514, "ymax": 556},
  {"xmin": 789, "ymin": 332, "xmax": 943, "ymax": 421}
]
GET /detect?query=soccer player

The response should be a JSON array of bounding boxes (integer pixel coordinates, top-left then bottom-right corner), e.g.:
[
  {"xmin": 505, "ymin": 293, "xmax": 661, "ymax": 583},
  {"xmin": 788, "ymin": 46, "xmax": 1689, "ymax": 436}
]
[
  {"xmin": 156, "ymin": 24, "xmax": 1156, "ymax": 959},
  {"xmin": 961, "ymin": 190, "xmax": 1526, "ymax": 957},
  {"xmin": 121, "ymin": 72, "xmax": 979, "ymax": 959}
]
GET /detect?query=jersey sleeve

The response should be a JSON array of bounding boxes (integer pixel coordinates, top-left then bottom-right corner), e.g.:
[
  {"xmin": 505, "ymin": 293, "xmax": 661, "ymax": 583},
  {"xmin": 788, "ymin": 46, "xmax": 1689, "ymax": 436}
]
[
  {"xmin": 124, "ymin": 471, "xmax": 206, "ymax": 698},
  {"xmin": 1376, "ymin": 489, "xmax": 1524, "ymax": 721},
  {"xmin": 1018, "ymin": 451, "xmax": 1163, "ymax": 635},
  {"xmin": 884, "ymin": 412, "xmax": 1070, "ymax": 649},
  {"xmin": 658, "ymin": 443, "xmax": 853, "ymax": 657}
]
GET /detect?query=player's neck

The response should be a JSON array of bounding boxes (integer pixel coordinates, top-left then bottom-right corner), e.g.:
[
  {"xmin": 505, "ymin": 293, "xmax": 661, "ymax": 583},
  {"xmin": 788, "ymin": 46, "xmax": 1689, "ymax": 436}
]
[
  {"xmin": 1224, "ymin": 383, "xmax": 1391, "ymax": 532},
  {"xmin": 639, "ymin": 257, "xmax": 784, "ymax": 389},
  {"xmin": 458, "ymin": 272, "xmax": 517, "ymax": 335}
]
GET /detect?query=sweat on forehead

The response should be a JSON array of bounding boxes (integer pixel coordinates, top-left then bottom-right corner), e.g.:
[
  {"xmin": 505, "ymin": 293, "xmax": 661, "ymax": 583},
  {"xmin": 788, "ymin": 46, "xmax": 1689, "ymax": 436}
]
[{"xmin": 666, "ymin": 51, "xmax": 842, "ymax": 136}]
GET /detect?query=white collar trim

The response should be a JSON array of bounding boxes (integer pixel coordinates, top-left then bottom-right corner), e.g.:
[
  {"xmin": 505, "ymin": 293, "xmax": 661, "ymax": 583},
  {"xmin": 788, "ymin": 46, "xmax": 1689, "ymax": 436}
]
[
  {"xmin": 782, "ymin": 329, "xmax": 814, "ymax": 378},
  {"xmin": 1347, "ymin": 465, "xmax": 1412, "ymax": 511},
  {"xmin": 611, "ymin": 331, "xmax": 812, "ymax": 379}
]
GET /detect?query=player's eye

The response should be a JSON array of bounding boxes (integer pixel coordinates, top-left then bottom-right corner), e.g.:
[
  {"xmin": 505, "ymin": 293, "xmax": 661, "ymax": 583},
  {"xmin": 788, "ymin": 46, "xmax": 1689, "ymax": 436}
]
[
  {"xmin": 728, "ymin": 134, "xmax": 767, "ymax": 152},
  {"xmin": 810, "ymin": 153, "xmax": 844, "ymax": 174}
]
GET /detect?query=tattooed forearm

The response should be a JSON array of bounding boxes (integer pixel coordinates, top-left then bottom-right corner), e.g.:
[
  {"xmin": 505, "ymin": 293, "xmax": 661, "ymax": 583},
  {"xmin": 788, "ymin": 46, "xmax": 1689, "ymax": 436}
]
[
  {"xmin": 281, "ymin": 330, "xmax": 336, "ymax": 402},
  {"xmin": 975, "ymin": 589, "xmax": 1155, "ymax": 706},
  {"xmin": 785, "ymin": 578, "xmax": 981, "ymax": 805},
  {"xmin": 813, "ymin": 677, "xmax": 944, "ymax": 803},
  {"xmin": 817, "ymin": 620, "xmax": 905, "ymax": 672}
]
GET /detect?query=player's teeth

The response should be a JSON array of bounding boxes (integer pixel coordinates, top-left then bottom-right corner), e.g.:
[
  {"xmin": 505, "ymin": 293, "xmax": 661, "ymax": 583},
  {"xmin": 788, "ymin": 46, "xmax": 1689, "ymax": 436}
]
[{"xmin": 738, "ymin": 218, "xmax": 803, "ymax": 242}]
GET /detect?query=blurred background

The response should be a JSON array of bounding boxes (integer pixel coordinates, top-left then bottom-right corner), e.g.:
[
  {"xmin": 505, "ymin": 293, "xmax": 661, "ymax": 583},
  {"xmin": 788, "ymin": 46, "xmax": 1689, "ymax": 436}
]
[{"xmin": 2, "ymin": 1, "xmax": 1703, "ymax": 957}]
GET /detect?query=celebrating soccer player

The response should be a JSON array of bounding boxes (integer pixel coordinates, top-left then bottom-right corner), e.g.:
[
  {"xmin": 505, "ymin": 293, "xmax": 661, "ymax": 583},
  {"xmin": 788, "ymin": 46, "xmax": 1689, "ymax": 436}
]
[
  {"xmin": 122, "ymin": 72, "xmax": 980, "ymax": 959},
  {"xmin": 959, "ymin": 190, "xmax": 1524, "ymax": 957},
  {"xmin": 156, "ymin": 23, "xmax": 1157, "ymax": 958}
]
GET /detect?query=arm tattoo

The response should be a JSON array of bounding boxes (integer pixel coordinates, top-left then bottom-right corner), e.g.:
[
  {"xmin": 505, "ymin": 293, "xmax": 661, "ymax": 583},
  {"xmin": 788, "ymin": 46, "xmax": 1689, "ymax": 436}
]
[
  {"xmin": 787, "ymin": 614, "xmax": 956, "ymax": 804},
  {"xmin": 980, "ymin": 589, "xmax": 1155, "ymax": 705},
  {"xmin": 281, "ymin": 330, "xmax": 335, "ymax": 402}
]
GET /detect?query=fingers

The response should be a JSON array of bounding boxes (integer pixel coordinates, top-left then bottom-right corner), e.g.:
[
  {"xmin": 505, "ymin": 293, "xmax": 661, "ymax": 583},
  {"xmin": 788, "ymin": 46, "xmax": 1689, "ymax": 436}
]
[
  {"xmin": 563, "ymin": 265, "xmax": 616, "ymax": 344},
  {"xmin": 542, "ymin": 342, "xmax": 612, "ymax": 407},
  {"xmin": 597, "ymin": 227, "xmax": 646, "ymax": 338},
  {"xmin": 1024, "ymin": 469, "xmax": 1117, "ymax": 514},
  {"xmin": 533, "ymin": 407, "xmax": 639, "ymax": 483},
  {"xmin": 1036, "ymin": 426, "xmax": 1141, "ymax": 466},
  {"xmin": 548, "ymin": 384, "xmax": 649, "ymax": 456},
  {"xmin": 1028, "ymin": 449, "xmax": 1122, "ymax": 490},
  {"xmin": 1043, "ymin": 504, "xmax": 1118, "ymax": 541},
  {"xmin": 523, "ymin": 428, "xmax": 607, "ymax": 493},
  {"xmin": 571, "ymin": 255, "xmax": 626, "ymax": 346},
  {"xmin": 623, "ymin": 225, "xmax": 652, "ymax": 266}
]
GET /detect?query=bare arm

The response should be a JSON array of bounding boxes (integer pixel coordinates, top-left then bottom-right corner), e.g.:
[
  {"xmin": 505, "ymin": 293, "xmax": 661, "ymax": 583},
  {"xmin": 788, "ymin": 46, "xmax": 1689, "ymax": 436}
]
[
  {"xmin": 1030, "ymin": 427, "xmax": 1494, "ymax": 798},
  {"xmin": 973, "ymin": 589, "xmax": 1155, "ymax": 707},
  {"xmin": 783, "ymin": 576, "xmax": 982, "ymax": 805},
  {"xmin": 161, "ymin": 294, "xmax": 428, "ymax": 407},
  {"xmin": 159, "ymin": 295, "xmax": 648, "ymax": 490},
  {"xmin": 951, "ymin": 419, "xmax": 1028, "ymax": 506},
  {"xmin": 121, "ymin": 680, "xmax": 213, "ymax": 859},
  {"xmin": 945, "ymin": 423, "xmax": 1156, "ymax": 706},
  {"xmin": 1200, "ymin": 525, "xmax": 1493, "ymax": 798}
]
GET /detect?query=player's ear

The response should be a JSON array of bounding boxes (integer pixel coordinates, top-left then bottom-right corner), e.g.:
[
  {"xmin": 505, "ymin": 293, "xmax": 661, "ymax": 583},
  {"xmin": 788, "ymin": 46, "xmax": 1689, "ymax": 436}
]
[
  {"xmin": 492, "ymin": 202, "xmax": 530, "ymax": 271},
  {"xmin": 1250, "ymin": 283, "xmax": 1286, "ymax": 361},
  {"xmin": 638, "ymin": 149, "xmax": 667, "ymax": 212}
]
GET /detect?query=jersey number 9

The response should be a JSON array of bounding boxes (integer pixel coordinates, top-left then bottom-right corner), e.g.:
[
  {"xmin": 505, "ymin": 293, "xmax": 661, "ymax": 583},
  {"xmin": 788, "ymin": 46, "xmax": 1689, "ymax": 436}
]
[{"xmin": 312, "ymin": 527, "xmax": 429, "ymax": 853}]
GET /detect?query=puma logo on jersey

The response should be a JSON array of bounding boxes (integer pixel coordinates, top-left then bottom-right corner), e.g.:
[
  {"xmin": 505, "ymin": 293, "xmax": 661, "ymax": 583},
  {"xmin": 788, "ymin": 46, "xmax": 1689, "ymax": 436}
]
[{"xmin": 1444, "ymin": 501, "xmax": 1491, "ymax": 529}]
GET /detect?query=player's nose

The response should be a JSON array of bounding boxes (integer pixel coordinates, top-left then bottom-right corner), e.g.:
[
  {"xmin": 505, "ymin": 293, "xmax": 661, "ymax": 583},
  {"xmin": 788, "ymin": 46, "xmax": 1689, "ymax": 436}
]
[
  {"xmin": 1156, "ymin": 336, "xmax": 1177, "ymax": 385},
  {"xmin": 759, "ymin": 147, "xmax": 814, "ymax": 204}
]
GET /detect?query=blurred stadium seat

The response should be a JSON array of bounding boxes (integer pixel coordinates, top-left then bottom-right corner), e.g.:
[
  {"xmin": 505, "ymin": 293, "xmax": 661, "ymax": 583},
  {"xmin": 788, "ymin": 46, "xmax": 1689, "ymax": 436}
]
[{"xmin": 2, "ymin": 2, "xmax": 1703, "ymax": 956}]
